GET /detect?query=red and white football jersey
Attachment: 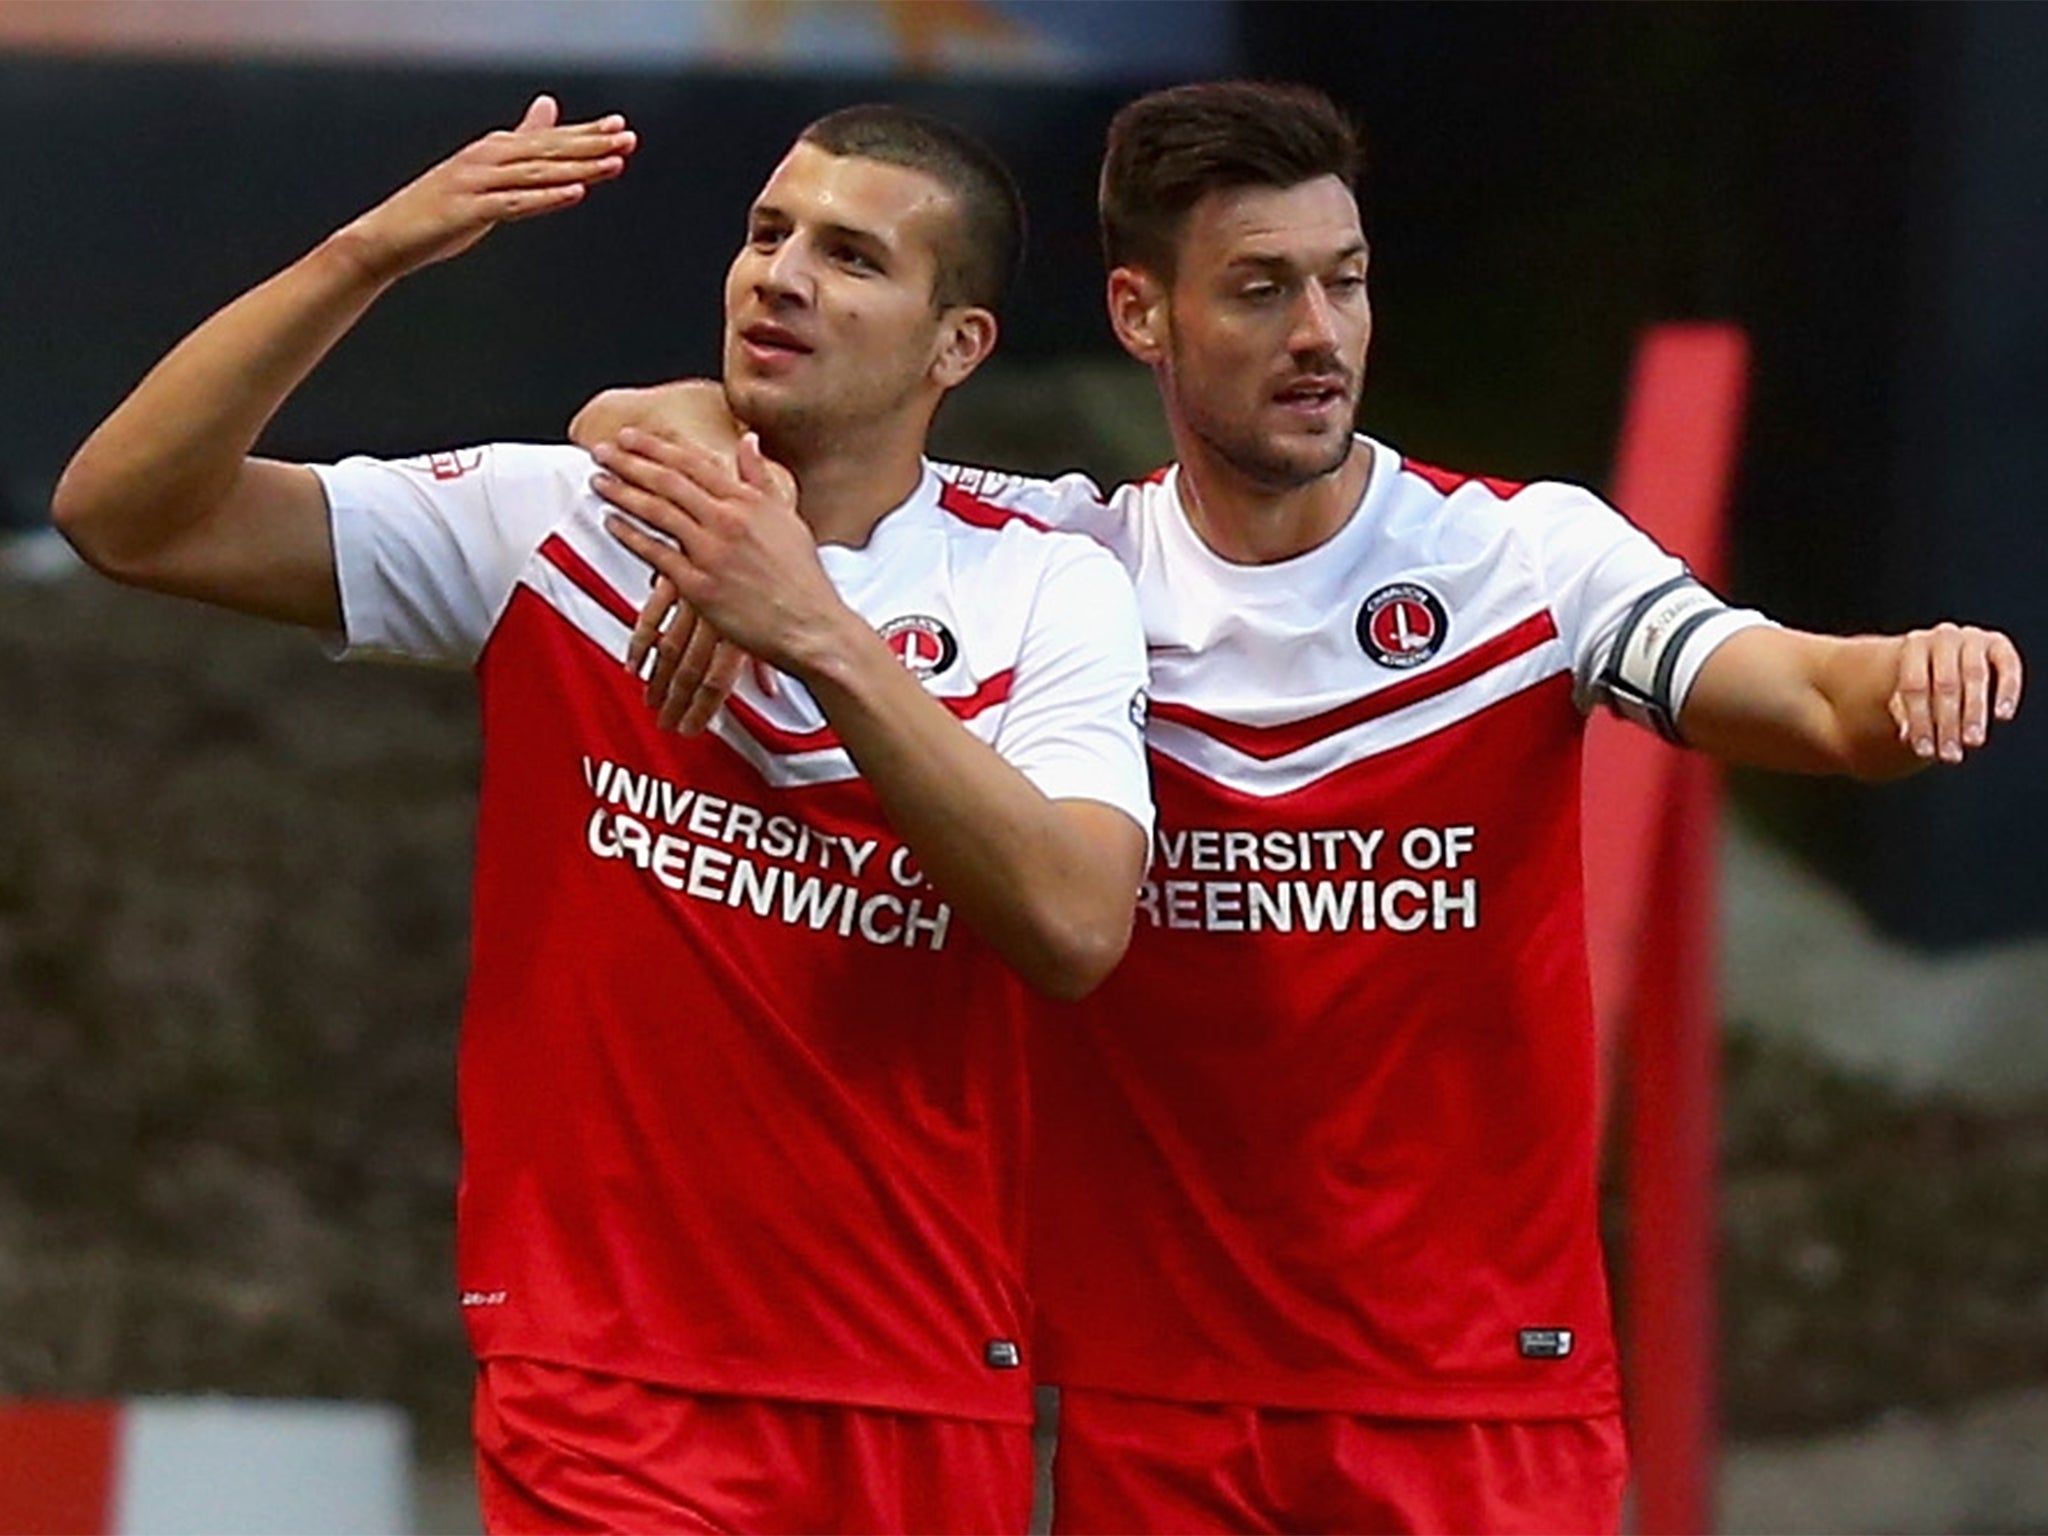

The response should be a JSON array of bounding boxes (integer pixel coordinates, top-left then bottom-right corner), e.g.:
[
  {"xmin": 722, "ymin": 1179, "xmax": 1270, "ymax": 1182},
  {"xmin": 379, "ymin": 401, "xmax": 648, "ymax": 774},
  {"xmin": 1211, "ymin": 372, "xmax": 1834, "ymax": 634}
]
[
  {"xmin": 954, "ymin": 441, "xmax": 1765, "ymax": 1419},
  {"xmin": 313, "ymin": 444, "xmax": 1152, "ymax": 1424}
]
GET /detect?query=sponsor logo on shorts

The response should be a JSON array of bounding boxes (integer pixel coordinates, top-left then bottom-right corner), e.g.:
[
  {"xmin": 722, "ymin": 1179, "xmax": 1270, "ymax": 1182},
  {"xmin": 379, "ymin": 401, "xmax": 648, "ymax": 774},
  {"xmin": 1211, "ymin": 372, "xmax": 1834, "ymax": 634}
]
[
  {"xmin": 879, "ymin": 615, "xmax": 959, "ymax": 678},
  {"xmin": 984, "ymin": 1339, "xmax": 1022, "ymax": 1369},
  {"xmin": 1518, "ymin": 1327, "xmax": 1574, "ymax": 1359},
  {"xmin": 1356, "ymin": 583, "xmax": 1448, "ymax": 669}
]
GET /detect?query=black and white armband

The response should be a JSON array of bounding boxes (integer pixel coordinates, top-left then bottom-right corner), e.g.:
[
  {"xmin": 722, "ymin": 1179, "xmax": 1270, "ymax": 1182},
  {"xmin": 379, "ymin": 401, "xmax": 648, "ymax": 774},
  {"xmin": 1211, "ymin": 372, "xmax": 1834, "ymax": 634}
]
[{"xmin": 1592, "ymin": 574, "xmax": 1767, "ymax": 743}]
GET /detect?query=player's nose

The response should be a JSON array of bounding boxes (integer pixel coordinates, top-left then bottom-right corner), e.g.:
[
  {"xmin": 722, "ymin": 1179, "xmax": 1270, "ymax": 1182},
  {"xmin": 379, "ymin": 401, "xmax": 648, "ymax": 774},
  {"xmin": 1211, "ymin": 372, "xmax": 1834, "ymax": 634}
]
[
  {"xmin": 756, "ymin": 235, "xmax": 814, "ymax": 305},
  {"xmin": 1289, "ymin": 284, "xmax": 1342, "ymax": 354}
]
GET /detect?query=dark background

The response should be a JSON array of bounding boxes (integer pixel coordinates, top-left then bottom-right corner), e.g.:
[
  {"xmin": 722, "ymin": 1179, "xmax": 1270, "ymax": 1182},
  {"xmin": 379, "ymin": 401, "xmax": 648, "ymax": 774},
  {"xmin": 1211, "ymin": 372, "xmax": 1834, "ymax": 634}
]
[{"xmin": 3, "ymin": 3, "xmax": 2038, "ymax": 947}]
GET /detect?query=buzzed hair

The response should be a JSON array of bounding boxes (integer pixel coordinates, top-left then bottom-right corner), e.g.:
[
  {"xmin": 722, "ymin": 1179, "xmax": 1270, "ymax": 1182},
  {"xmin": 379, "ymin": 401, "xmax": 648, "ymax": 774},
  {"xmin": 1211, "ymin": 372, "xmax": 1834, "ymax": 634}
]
[
  {"xmin": 1099, "ymin": 81, "xmax": 1362, "ymax": 279},
  {"xmin": 799, "ymin": 104, "xmax": 1025, "ymax": 315}
]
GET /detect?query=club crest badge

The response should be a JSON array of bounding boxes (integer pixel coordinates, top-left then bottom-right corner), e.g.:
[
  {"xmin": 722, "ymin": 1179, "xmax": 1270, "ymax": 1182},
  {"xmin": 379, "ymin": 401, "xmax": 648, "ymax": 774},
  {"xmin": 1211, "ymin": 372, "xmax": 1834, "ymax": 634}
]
[
  {"xmin": 1356, "ymin": 583, "xmax": 1448, "ymax": 669},
  {"xmin": 878, "ymin": 615, "xmax": 959, "ymax": 678}
]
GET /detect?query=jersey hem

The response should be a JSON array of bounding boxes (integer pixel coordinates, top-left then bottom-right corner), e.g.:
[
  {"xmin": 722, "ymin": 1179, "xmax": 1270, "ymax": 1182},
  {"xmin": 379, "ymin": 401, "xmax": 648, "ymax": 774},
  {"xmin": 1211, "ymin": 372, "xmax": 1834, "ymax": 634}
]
[
  {"xmin": 1040, "ymin": 1360, "xmax": 1620, "ymax": 1421},
  {"xmin": 472, "ymin": 1343, "xmax": 1037, "ymax": 1427}
]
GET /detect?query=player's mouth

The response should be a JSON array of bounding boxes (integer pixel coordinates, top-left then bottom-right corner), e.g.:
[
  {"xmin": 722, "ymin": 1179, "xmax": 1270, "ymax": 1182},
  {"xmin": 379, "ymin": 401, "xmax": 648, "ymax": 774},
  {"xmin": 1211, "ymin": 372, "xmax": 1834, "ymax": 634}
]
[
  {"xmin": 736, "ymin": 321, "xmax": 815, "ymax": 369},
  {"xmin": 1271, "ymin": 374, "xmax": 1350, "ymax": 419}
]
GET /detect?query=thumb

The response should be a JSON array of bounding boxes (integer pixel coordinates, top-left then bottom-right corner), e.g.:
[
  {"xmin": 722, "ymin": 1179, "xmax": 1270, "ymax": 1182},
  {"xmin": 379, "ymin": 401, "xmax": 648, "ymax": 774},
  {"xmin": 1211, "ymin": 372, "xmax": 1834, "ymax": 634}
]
[
  {"xmin": 517, "ymin": 93, "xmax": 560, "ymax": 131},
  {"xmin": 737, "ymin": 432, "xmax": 796, "ymax": 499}
]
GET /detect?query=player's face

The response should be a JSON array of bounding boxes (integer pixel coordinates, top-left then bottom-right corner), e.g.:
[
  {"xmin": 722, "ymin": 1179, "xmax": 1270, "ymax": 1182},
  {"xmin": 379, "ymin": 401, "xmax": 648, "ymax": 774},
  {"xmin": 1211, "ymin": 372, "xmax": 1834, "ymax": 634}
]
[
  {"xmin": 1156, "ymin": 175, "xmax": 1370, "ymax": 489},
  {"xmin": 723, "ymin": 143, "xmax": 966, "ymax": 452}
]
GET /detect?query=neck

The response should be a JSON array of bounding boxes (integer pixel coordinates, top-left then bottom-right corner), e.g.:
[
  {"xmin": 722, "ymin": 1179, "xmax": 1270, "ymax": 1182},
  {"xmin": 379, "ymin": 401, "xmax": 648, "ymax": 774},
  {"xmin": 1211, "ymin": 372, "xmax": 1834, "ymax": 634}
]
[
  {"xmin": 759, "ymin": 413, "xmax": 930, "ymax": 547},
  {"xmin": 1171, "ymin": 428, "xmax": 1373, "ymax": 566}
]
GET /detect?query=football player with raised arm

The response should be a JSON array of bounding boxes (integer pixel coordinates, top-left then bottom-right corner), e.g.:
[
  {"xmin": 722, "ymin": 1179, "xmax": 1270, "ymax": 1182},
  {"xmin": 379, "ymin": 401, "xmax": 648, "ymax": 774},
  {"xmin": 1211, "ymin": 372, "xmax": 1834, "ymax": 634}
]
[
  {"xmin": 52, "ymin": 96, "xmax": 1153, "ymax": 1533},
  {"xmin": 576, "ymin": 81, "xmax": 2022, "ymax": 1535}
]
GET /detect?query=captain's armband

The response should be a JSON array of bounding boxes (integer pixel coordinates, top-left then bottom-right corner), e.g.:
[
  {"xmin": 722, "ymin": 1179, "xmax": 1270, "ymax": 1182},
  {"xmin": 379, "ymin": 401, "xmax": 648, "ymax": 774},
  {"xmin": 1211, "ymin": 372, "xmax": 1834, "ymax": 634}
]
[{"xmin": 1594, "ymin": 575, "xmax": 1738, "ymax": 743}]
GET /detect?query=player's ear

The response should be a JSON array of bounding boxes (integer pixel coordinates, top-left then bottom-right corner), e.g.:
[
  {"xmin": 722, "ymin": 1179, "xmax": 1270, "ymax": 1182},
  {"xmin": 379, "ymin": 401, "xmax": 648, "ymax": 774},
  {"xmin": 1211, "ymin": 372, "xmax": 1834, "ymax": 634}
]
[
  {"xmin": 931, "ymin": 305, "xmax": 999, "ymax": 390},
  {"xmin": 1107, "ymin": 265, "xmax": 1167, "ymax": 366}
]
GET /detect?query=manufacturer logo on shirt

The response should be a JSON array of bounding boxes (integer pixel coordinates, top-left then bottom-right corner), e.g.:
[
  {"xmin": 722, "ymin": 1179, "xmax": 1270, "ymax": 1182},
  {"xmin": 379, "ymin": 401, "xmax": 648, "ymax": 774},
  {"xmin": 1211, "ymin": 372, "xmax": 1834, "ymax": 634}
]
[
  {"xmin": 984, "ymin": 1339, "xmax": 1022, "ymax": 1369},
  {"xmin": 1518, "ymin": 1327, "xmax": 1574, "ymax": 1359},
  {"xmin": 1356, "ymin": 583, "xmax": 1448, "ymax": 669},
  {"xmin": 1129, "ymin": 688, "xmax": 1150, "ymax": 731},
  {"xmin": 878, "ymin": 615, "xmax": 959, "ymax": 678},
  {"xmin": 403, "ymin": 449, "xmax": 485, "ymax": 481}
]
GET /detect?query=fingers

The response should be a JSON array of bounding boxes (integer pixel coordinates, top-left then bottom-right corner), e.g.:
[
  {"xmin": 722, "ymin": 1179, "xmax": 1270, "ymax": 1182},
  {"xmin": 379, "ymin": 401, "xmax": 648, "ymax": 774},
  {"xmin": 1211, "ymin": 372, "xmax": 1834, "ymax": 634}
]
[
  {"xmin": 1928, "ymin": 622, "xmax": 1965, "ymax": 762},
  {"xmin": 1990, "ymin": 632, "xmax": 2025, "ymax": 723},
  {"xmin": 605, "ymin": 513, "xmax": 703, "ymax": 601},
  {"xmin": 648, "ymin": 601, "xmax": 715, "ymax": 712},
  {"xmin": 591, "ymin": 459, "xmax": 701, "ymax": 552},
  {"xmin": 1896, "ymin": 624, "xmax": 2026, "ymax": 765},
  {"xmin": 611, "ymin": 429, "xmax": 747, "ymax": 500},
  {"xmin": 656, "ymin": 622, "xmax": 722, "ymax": 732},
  {"xmin": 735, "ymin": 430, "xmax": 798, "ymax": 499},
  {"xmin": 626, "ymin": 574, "xmax": 681, "ymax": 674},
  {"xmin": 677, "ymin": 642, "xmax": 748, "ymax": 735},
  {"xmin": 468, "ymin": 103, "xmax": 636, "ymax": 214},
  {"xmin": 1893, "ymin": 629, "xmax": 1935, "ymax": 759},
  {"xmin": 736, "ymin": 432, "xmax": 769, "ymax": 489}
]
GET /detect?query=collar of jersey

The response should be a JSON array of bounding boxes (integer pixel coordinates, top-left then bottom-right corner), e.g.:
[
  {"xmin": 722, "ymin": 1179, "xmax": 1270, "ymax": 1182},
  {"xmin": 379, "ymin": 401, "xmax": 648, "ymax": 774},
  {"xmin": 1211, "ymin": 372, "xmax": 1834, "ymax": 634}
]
[
  {"xmin": 1156, "ymin": 434, "xmax": 1395, "ymax": 590},
  {"xmin": 813, "ymin": 461, "xmax": 944, "ymax": 573}
]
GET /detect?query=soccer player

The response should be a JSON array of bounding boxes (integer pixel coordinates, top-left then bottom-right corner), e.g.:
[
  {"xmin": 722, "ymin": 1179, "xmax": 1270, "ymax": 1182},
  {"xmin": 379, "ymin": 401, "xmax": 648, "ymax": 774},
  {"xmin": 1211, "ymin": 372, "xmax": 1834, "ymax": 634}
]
[
  {"xmin": 579, "ymin": 81, "xmax": 2023, "ymax": 1535},
  {"xmin": 51, "ymin": 96, "xmax": 1153, "ymax": 1533}
]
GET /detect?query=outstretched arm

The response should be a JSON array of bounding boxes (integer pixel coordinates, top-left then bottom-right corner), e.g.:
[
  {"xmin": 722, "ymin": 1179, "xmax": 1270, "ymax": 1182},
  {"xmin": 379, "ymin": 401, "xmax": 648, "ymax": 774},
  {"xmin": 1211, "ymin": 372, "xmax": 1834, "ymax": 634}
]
[
  {"xmin": 1679, "ymin": 621, "xmax": 2023, "ymax": 779},
  {"xmin": 52, "ymin": 95, "xmax": 635, "ymax": 628},
  {"xmin": 594, "ymin": 429, "xmax": 1150, "ymax": 1000}
]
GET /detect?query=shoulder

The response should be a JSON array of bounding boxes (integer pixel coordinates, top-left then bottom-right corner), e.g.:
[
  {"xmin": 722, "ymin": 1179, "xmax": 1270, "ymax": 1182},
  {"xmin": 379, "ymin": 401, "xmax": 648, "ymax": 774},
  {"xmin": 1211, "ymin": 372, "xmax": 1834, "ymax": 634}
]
[
  {"xmin": 318, "ymin": 441, "xmax": 594, "ymax": 504},
  {"xmin": 1381, "ymin": 450, "xmax": 1642, "ymax": 556},
  {"xmin": 929, "ymin": 460, "xmax": 1129, "ymax": 546},
  {"xmin": 1390, "ymin": 454, "xmax": 1605, "ymax": 521}
]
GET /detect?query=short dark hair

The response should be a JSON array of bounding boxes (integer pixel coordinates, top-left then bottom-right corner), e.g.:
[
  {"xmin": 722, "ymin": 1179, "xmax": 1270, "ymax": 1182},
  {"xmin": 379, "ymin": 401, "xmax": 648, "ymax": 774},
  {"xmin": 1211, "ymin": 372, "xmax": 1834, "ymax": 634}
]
[
  {"xmin": 799, "ymin": 104, "xmax": 1025, "ymax": 315},
  {"xmin": 1100, "ymin": 81, "xmax": 1361, "ymax": 278}
]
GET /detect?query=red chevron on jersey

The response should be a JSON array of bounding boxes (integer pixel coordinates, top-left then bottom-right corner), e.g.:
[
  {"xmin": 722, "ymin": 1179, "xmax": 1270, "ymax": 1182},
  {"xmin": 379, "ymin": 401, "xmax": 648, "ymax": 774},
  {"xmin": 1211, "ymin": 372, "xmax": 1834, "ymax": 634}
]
[
  {"xmin": 1402, "ymin": 458, "xmax": 1528, "ymax": 500},
  {"xmin": 1148, "ymin": 610, "xmax": 1558, "ymax": 763},
  {"xmin": 990, "ymin": 437, "xmax": 1755, "ymax": 1420},
  {"xmin": 314, "ymin": 443, "xmax": 1152, "ymax": 1422},
  {"xmin": 723, "ymin": 669, "xmax": 1015, "ymax": 757}
]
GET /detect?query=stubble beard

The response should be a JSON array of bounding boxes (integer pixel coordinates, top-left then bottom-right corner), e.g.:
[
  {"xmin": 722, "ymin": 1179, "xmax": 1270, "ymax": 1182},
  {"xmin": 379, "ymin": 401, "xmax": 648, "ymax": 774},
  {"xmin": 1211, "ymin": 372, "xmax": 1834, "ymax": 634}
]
[
  {"xmin": 727, "ymin": 362, "xmax": 927, "ymax": 469},
  {"xmin": 1188, "ymin": 398, "xmax": 1357, "ymax": 492}
]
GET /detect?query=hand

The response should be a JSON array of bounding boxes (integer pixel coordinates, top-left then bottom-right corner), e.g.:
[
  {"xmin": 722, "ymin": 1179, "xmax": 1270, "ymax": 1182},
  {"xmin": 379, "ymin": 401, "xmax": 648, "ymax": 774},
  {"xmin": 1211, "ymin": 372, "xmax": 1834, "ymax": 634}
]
[
  {"xmin": 1888, "ymin": 622, "xmax": 2024, "ymax": 763},
  {"xmin": 571, "ymin": 380, "xmax": 738, "ymax": 455},
  {"xmin": 333, "ymin": 95, "xmax": 634, "ymax": 285},
  {"xmin": 625, "ymin": 576, "xmax": 761, "ymax": 734},
  {"xmin": 594, "ymin": 428, "xmax": 851, "ymax": 677}
]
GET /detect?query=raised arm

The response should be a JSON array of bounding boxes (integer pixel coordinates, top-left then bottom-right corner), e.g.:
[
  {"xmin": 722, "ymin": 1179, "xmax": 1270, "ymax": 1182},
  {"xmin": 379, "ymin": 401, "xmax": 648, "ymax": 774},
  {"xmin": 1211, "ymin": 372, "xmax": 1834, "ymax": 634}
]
[
  {"xmin": 51, "ymin": 95, "xmax": 635, "ymax": 628},
  {"xmin": 594, "ymin": 429, "xmax": 1150, "ymax": 1000},
  {"xmin": 1679, "ymin": 621, "xmax": 2023, "ymax": 779}
]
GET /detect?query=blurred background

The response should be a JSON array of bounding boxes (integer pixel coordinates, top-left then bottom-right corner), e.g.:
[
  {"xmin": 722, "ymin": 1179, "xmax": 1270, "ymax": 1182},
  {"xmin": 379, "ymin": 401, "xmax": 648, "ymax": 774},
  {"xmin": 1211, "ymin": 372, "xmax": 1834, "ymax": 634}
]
[{"xmin": 0, "ymin": 2, "xmax": 2042, "ymax": 1531}]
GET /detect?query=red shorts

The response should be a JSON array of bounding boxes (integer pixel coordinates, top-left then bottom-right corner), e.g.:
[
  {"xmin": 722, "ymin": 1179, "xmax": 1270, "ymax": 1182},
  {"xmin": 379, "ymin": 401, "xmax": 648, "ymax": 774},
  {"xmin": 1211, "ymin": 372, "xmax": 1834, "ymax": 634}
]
[
  {"xmin": 1051, "ymin": 1387, "xmax": 1627, "ymax": 1535},
  {"xmin": 474, "ymin": 1357, "xmax": 1034, "ymax": 1534}
]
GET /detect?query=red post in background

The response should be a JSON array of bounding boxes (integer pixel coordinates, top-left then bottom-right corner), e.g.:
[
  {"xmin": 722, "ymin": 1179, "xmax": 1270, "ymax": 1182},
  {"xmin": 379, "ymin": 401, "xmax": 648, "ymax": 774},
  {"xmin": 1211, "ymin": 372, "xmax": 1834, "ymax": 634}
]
[{"xmin": 1584, "ymin": 324, "xmax": 1751, "ymax": 1536}]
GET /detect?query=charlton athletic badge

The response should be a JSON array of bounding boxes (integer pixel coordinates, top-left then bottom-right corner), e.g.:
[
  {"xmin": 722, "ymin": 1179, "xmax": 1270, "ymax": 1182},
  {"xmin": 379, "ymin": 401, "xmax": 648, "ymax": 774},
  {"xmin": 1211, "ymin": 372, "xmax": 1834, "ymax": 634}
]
[
  {"xmin": 1356, "ymin": 583, "xmax": 1448, "ymax": 669},
  {"xmin": 878, "ymin": 615, "xmax": 959, "ymax": 678}
]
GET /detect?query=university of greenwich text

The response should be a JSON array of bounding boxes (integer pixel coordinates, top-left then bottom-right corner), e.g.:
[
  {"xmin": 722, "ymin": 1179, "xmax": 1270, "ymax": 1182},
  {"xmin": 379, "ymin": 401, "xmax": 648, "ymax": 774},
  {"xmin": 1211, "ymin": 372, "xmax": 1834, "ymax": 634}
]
[
  {"xmin": 1141, "ymin": 822, "xmax": 1481, "ymax": 935},
  {"xmin": 582, "ymin": 757, "xmax": 952, "ymax": 951}
]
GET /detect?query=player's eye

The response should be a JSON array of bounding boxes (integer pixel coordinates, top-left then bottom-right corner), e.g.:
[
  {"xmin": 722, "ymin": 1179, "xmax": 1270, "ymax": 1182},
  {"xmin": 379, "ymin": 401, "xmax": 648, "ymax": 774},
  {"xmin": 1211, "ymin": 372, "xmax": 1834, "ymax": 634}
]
[{"xmin": 834, "ymin": 244, "xmax": 882, "ymax": 273}]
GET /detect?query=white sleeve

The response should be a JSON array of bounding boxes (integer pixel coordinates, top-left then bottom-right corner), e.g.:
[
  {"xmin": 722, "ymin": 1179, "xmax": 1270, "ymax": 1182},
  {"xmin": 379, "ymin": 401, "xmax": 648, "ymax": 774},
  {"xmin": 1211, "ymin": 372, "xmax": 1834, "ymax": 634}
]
[
  {"xmin": 1532, "ymin": 483, "xmax": 1773, "ymax": 740},
  {"xmin": 992, "ymin": 535, "xmax": 1155, "ymax": 838},
  {"xmin": 313, "ymin": 442, "xmax": 595, "ymax": 667},
  {"xmin": 932, "ymin": 462, "xmax": 1135, "ymax": 552}
]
